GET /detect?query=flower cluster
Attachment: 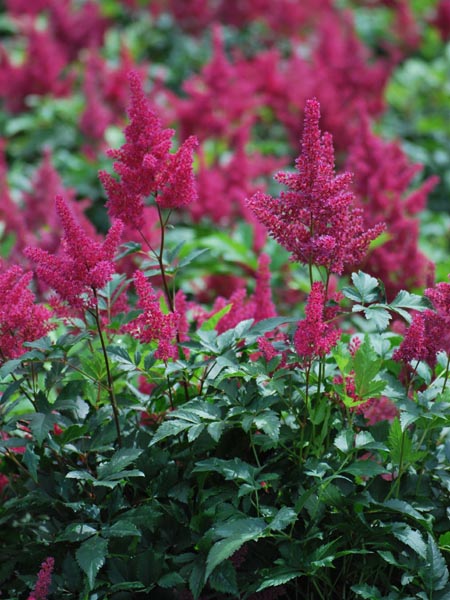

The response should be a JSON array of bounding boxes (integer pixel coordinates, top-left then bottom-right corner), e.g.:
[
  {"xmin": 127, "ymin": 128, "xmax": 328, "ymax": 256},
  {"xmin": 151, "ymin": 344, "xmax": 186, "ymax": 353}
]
[
  {"xmin": 27, "ymin": 557, "xmax": 54, "ymax": 600},
  {"xmin": 294, "ymin": 282, "xmax": 341, "ymax": 360},
  {"xmin": 394, "ymin": 279, "xmax": 450, "ymax": 368},
  {"xmin": 247, "ymin": 98, "xmax": 385, "ymax": 274},
  {"xmin": 124, "ymin": 270, "xmax": 179, "ymax": 361},
  {"xmin": 99, "ymin": 72, "xmax": 198, "ymax": 229},
  {"xmin": 25, "ymin": 196, "xmax": 123, "ymax": 308},
  {"xmin": 0, "ymin": 265, "xmax": 53, "ymax": 363},
  {"xmin": 347, "ymin": 113, "xmax": 438, "ymax": 298}
]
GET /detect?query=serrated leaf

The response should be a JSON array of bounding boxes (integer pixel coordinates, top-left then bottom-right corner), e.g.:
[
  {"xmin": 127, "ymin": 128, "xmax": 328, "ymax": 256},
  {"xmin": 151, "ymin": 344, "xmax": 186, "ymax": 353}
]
[
  {"xmin": 254, "ymin": 411, "xmax": 280, "ymax": 441},
  {"xmin": 207, "ymin": 421, "xmax": 225, "ymax": 442},
  {"xmin": 353, "ymin": 337, "xmax": 386, "ymax": 400},
  {"xmin": 351, "ymin": 583, "xmax": 383, "ymax": 599},
  {"xmin": 420, "ymin": 534, "xmax": 449, "ymax": 591},
  {"xmin": 158, "ymin": 572, "xmax": 185, "ymax": 588},
  {"xmin": 106, "ymin": 345, "xmax": 137, "ymax": 371},
  {"xmin": 256, "ymin": 568, "xmax": 303, "ymax": 592},
  {"xmin": 106, "ymin": 521, "xmax": 141, "ymax": 538},
  {"xmin": 189, "ymin": 561, "xmax": 205, "ymax": 600},
  {"xmin": 28, "ymin": 412, "xmax": 58, "ymax": 446},
  {"xmin": 22, "ymin": 445, "xmax": 39, "ymax": 483},
  {"xmin": 343, "ymin": 272, "xmax": 381, "ymax": 303},
  {"xmin": 97, "ymin": 448, "xmax": 143, "ymax": 479},
  {"xmin": 66, "ymin": 470, "xmax": 95, "ymax": 482},
  {"xmin": 391, "ymin": 523, "xmax": 427, "ymax": 559},
  {"xmin": 57, "ymin": 524, "xmax": 97, "ymax": 542},
  {"xmin": 344, "ymin": 460, "xmax": 388, "ymax": 477},
  {"xmin": 206, "ymin": 518, "xmax": 266, "ymax": 579},
  {"xmin": 76, "ymin": 536, "xmax": 108, "ymax": 589},
  {"xmin": 334, "ymin": 430, "xmax": 354, "ymax": 453},
  {"xmin": 269, "ymin": 507, "xmax": 297, "ymax": 532},
  {"xmin": 0, "ymin": 358, "xmax": 22, "ymax": 379},
  {"xmin": 353, "ymin": 305, "xmax": 391, "ymax": 331},
  {"xmin": 209, "ymin": 561, "xmax": 238, "ymax": 595}
]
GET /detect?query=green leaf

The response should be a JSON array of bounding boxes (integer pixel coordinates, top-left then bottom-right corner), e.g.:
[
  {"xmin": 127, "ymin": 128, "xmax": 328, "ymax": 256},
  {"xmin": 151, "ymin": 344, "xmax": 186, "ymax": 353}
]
[
  {"xmin": 353, "ymin": 337, "xmax": 386, "ymax": 400},
  {"xmin": 178, "ymin": 247, "xmax": 210, "ymax": 269},
  {"xmin": 269, "ymin": 507, "xmax": 297, "ymax": 532},
  {"xmin": 344, "ymin": 460, "xmax": 388, "ymax": 477},
  {"xmin": 57, "ymin": 524, "xmax": 97, "ymax": 542},
  {"xmin": 199, "ymin": 304, "xmax": 233, "ymax": 332},
  {"xmin": 353, "ymin": 304, "xmax": 391, "ymax": 331},
  {"xmin": 206, "ymin": 518, "xmax": 266, "ymax": 579},
  {"xmin": 189, "ymin": 562, "xmax": 206, "ymax": 600},
  {"xmin": 391, "ymin": 522, "xmax": 427, "ymax": 559},
  {"xmin": 0, "ymin": 358, "xmax": 22, "ymax": 379},
  {"xmin": 253, "ymin": 411, "xmax": 280, "ymax": 441},
  {"xmin": 28, "ymin": 412, "xmax": 58, "ymax": 446},
  {"xmin": 106, "ymin": 521, "xmax": 141, "ymax": 538},
  {"xmin": 419, "ymin": 534, "xmax": 449, "ymax": 591},
  {"xmin": 256, "ymin": 568, "xmax": 304, "ymax": 592},
  {"xmin": 351, "ymin": 583, "xmax": 383, "ymax": 599},
  {"xmin": 22, "ymin": 445, "xmax": 39, "ymax": 483},
  {"xmin": 158, "ymin": 572, "xmax": 185, "ymax": 587},
  {"xmin": 97, "ymin": 448, "xmax": 143, "ymax": 479},
  {"xmin": 334, "ymin": 430, "xmax": 354, "ymax": 453},
  {"xmin": 106, "ymin": 345, "xmax": 138, "ymax": 372},
  {"xmin": 209, "ymin": 561, "xmax": 238, "ymax": 596},
  {"xmin": 343, "ymin": 272, "xmax": 382, "ymax": 303},
  {"xmin": 76, "ymin": 536, "xmax": 108, "ymax": 589}
]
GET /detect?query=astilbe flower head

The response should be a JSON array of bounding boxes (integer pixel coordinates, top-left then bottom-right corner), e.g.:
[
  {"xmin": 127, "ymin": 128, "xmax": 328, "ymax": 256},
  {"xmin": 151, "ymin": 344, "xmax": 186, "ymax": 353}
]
[
  {"xmin": 124, "ymin": 270, "xmax": 179, "ymax": 361},
  {"xmin": 27, "ymin": 556, "xmax": 55, "ymax": 600},
  {"xmin": 0, "ymin": 265, "xmax": 53, "ymax": 363},
  {"xmin": 99, "ymin": 72, "xmax": 199, "ymax": 229},
  {"xmin": 0, "ymin": 25, "xmax": 71, "ymax": 114},
  {"xmin": 347, "ymin": 112, "xmax": 438, "ymax": 298},
  {"xmin": 25, "ymin": 196, "xmax": 123, "ymax": 308},
  {"xmin": 393, "ymin": 279, "xmax": 450, "ymax": 369},
  {"xmin": 247, "ymin": 98, "xmax": 385, "ymax": 275},
  {"xmin": 294, "ymin": 282, "xmax": 341, "ymax": 360}
]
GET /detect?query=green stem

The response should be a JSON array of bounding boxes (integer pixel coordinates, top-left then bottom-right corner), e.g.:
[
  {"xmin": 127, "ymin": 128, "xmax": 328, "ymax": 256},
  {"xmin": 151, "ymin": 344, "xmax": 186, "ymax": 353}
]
[{"xmin": 92, "ymin": 290, "xmax": 122, "ymax": 448}]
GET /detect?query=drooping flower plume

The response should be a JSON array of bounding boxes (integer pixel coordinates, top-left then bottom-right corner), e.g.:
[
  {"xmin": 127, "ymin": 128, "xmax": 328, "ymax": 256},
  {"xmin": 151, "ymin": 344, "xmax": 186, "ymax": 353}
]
[
  {"xmin": 246, "ymin": 98, "xmax": 385, "ymax": 275},
  {"xmin": 25, "ymin": 196, "xmax": 123, "ymax": 308}
]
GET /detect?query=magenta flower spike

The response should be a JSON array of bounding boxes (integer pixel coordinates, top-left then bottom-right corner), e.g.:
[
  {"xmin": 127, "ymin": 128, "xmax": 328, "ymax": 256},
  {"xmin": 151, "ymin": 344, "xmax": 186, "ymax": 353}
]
[
  {"xmin": 99, "ymin": 71, "xmax": 198, "ymax": 229},
  {"xmin": 27, "ymin": 556, "xmax": 54, "ymax": 600},
  {"xmin": 25, "ymin": 196, "xmax": 123, "ymax": 308},
  {"xmin": 294, "ymin": 282, "xmax": 341, "ymax": 360},
  {"xmin": 124, "ymin": 270, "xmax": 179, "ymax": 361},
  {"xmin": 246, "ymin": 98, "xmax": 384, "ymax": 275}
]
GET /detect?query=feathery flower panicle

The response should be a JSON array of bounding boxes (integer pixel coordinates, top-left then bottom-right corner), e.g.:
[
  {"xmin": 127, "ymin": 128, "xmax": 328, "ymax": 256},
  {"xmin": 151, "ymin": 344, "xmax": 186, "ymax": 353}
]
[
  {"xmin": 294, "ymin": 282, "xmax": 341, "ymax": 360},
  {"xmin": 247, "ymin": 98, "xmax": 384, "ymax": 274},
  {"xmin": 27, "ymin": 556, "xmax": 54, "ymax": 600},
  {"xmin": 100, "ymin": 72, "xmax": 199, "ymax": 228},
  {"xmin": 25, "ymin": 196, "xmax": 123, "ymax": 308},
  {"xmin": 124, "ymin": 270, "xmax": 178, "ymax": 361},
  {"xmin": 157, "ymin": 135, "xmax": 199, "ymax": 209},
  {"xmin": 347, "ymin": 112, "xmax": 438, "ymax": 298},
  {"xmin": 0, "ymin": 265, "xmax": 53, "ymax": 363},
  {"xmin": 394, "ymin": 279, "xmax": 450, "ymax": 368}
]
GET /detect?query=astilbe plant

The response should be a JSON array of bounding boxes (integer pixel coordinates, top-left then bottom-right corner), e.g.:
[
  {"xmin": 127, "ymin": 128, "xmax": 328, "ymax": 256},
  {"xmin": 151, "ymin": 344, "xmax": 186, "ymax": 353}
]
[
  {"xmin": 246, "ymin": 97, "xmax": 385, "ymax": 283},
  {"xmin": 2, "ymin": 42, "xmax": 450, "ymax": 598}
]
